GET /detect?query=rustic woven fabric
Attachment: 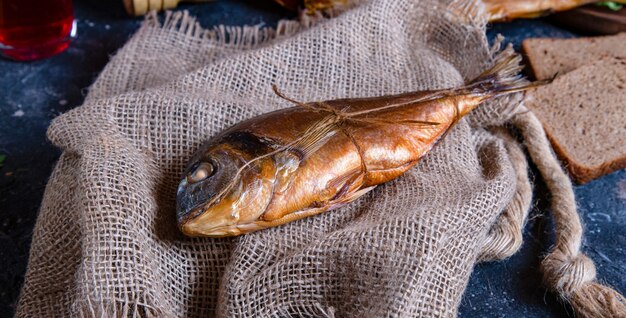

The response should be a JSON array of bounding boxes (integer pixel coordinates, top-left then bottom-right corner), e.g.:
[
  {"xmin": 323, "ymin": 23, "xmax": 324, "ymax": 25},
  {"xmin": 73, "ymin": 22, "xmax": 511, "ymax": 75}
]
[{"xmin": 17, "ymin": 1, "xmax": 526, "ymax": 316}]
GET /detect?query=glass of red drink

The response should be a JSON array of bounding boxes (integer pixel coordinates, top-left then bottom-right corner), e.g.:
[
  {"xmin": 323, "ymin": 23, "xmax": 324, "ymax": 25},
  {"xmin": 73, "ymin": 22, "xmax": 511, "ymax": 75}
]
[{"xmin": 0, "ymin": 0, "xmax": 74, "ymax": 61}]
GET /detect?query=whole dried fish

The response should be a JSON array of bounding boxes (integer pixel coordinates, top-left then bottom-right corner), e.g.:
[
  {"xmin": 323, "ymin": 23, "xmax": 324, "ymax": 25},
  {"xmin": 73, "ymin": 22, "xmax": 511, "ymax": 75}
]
[
  {"xmin": 176, "ymin": 52, "xmax": 544, "ymax": 237},
  {"xmin": 482, "ymin": 0, "xmax": 626, "ymax": 21}
]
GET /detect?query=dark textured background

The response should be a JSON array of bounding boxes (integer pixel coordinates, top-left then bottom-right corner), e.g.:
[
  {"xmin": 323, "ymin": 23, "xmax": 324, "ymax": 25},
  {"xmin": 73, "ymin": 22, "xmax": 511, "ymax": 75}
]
[{"xmin": 0, "ymin": 1, "xmax": 624, "ymax": 317}]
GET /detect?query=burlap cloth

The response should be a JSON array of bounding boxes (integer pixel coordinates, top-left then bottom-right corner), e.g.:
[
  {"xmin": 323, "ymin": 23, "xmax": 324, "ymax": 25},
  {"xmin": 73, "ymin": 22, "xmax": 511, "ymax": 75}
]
[{"xmin": 16, "ymin": 0, "xmax": 625, "ymax": 317}]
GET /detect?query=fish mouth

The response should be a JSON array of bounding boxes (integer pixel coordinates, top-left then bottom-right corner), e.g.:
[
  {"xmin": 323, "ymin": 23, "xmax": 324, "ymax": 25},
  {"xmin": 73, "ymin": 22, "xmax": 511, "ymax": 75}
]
[
  {"xmin": 179, "ymin": 211, "xmax": 263, "ymax": 238},
  {"xmin": 182, "ymin": 225, "xmax": 239, "ymax": 238},
  {"xmin": 176, "ymin": 177, "xmax": 219, "ymax": 226},
  {"xmin": 178, "ymin": 201, "xmax": 265, "ymax": 238},
  {"xmin": 181, "ymin": 226, "xmax": 234, "ymax": 238}
]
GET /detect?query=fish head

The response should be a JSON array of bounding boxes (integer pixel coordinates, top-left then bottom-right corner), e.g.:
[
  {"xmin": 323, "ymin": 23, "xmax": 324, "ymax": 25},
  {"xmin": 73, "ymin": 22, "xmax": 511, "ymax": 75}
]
[{"xmin": 176, "ymin": 133, "xmax": 277, "ymax": 237}]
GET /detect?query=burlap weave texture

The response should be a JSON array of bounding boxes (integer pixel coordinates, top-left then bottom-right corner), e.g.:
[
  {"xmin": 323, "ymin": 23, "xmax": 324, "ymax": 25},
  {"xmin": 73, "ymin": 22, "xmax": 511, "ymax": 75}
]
[{"xmin": 17, "ymin": 1, "xmax": 524, "ymax": 316}]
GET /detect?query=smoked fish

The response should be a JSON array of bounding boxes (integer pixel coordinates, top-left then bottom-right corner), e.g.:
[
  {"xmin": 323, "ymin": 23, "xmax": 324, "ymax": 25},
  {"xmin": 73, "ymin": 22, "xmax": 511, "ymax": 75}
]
[{"xmin": 176, "ymin": 52, "xmax": 543, "ymax": 237}]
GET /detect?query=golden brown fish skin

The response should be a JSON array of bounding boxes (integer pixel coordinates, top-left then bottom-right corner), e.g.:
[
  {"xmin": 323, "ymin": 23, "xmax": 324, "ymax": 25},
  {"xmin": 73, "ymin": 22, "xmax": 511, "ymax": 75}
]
[
  {"xmin": 483, "ymin": 0, "xmax": 626, "ymax": 22},
  {"xmin": 176, "ymin": 53, "xmax": 544, "ymax": 237},
  {"xmin": 178, "ymin": 91, "xmax": 484, "ymax": 237}
]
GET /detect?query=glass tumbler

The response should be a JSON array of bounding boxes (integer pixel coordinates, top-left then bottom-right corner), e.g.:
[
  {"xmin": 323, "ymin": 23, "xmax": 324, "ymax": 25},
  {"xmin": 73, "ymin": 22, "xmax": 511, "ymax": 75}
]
[{"xmin": 0, "ymin": 0, "xmax": 74, "ymax": 61}]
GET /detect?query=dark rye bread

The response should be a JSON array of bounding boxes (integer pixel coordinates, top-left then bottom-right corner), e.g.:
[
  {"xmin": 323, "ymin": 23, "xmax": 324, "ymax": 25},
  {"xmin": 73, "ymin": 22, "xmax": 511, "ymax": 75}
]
[
  {"xmin": 524, "ymin": 57, "xmax": 626, "ymax": 184},
  {"xmin": 522, "ymin": 33, "xmax": 626, "ymax": 80}
]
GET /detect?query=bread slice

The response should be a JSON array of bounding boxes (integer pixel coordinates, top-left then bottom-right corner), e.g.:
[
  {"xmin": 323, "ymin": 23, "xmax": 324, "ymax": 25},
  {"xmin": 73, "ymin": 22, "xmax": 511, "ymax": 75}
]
[
  {"xmin": 524, "ymin": 57, "xmax": 626, "ymax": 184},
  {"xmin": 522, "ymin": 33, "xmax": 626, "ymax": 80}
]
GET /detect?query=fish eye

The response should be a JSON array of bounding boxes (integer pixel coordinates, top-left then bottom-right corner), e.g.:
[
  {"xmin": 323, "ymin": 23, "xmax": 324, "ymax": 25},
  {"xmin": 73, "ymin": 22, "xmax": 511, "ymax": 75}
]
[{"xmin": 187, "ymin": 162, "xmax": 215, "ymax": 184}]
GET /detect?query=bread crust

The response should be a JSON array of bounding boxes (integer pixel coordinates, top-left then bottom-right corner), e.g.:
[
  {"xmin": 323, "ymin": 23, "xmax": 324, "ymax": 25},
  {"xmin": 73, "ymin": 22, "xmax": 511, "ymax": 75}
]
[{"xmin": 542, "ymin": 124, "xmax": 626, "ymax": 184}]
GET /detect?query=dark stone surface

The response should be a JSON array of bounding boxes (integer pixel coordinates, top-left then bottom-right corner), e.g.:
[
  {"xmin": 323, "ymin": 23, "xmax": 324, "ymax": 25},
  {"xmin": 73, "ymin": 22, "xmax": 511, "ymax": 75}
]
[
  {"xmin": 461, "ymin": 21, "xmax": 626, "ymax": 318},
  {"xmin": 0, "ymin": 1, "xmax": 623, "ymax": 317}
]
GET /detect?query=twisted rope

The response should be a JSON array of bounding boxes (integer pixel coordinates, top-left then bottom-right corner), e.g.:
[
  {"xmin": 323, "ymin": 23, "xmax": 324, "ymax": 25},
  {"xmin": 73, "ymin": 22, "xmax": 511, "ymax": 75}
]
[{"xmin": 512, "ymin": 107, "xmax": 626, "ymax": 317}]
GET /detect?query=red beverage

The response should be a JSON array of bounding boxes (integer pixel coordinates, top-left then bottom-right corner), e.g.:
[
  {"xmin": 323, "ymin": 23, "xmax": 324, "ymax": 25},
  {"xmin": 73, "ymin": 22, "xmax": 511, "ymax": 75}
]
[{"xmin": 0, "ymin": 0, "xmax": 74, "ymax": 61}]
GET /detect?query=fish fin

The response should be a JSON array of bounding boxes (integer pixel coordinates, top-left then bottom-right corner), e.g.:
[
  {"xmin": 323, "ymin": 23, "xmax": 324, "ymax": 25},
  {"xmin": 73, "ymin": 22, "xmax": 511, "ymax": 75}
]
[
  {"xmin": 462, "ymin": 50, "xmax": 552, "ymax": 98},
  {"xmin": 330, "ymin": 185, "xmax": 376, "ymax": 207},
  {"xmin": 269, "ymin": 116, "xmax": 338, "ymax": 193},
  {"xmin": 310, "ymin": 52, "xmax": 550, "ymax": 120},
  {"xmin": 287, "ymin": 115, "xmax": 338, "ymax": 159},
  {"xmin": 325, "ymin": 168, "xmax": 364, "ymax": 199}
]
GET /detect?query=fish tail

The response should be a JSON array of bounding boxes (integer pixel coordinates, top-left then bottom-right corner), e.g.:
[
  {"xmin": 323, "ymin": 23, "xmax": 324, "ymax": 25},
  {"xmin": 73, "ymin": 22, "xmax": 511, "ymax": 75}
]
[{"xmin": 463, "ymin": 51, "xmax": 551, "ymax": 98}]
